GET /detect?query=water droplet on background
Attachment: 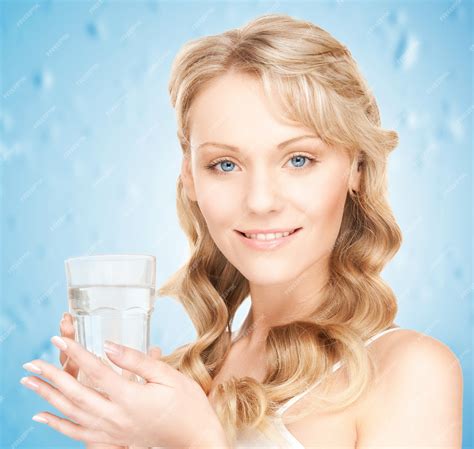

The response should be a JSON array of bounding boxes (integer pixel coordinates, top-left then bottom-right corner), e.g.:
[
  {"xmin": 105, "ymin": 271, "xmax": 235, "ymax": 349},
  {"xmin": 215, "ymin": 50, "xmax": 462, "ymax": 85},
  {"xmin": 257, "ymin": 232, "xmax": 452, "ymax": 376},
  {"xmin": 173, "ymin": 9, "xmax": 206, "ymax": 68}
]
[{"xmin": 32, "ymin": 68, "xmax": 54, "ymax": 90}]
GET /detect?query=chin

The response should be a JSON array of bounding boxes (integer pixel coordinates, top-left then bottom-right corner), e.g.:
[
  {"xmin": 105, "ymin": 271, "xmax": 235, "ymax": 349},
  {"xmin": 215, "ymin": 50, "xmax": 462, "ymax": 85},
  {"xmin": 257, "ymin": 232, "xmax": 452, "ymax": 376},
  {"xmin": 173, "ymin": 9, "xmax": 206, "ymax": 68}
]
[{"xmin": 237, "ymin": 266, "xmax": 301, "ymax": 286}]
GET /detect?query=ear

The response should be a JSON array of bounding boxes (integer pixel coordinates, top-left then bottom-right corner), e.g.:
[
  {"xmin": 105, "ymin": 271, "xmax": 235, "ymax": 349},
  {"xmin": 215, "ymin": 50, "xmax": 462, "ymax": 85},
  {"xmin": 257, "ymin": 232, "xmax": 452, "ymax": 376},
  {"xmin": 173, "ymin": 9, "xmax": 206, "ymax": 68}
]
[
  {"xmin": 349, "ymin": 152, "xmax": 363, "ymax": 194},
  {"xmin": 180, "ymin": 155, "xmax": 197, "ymax": 202}
]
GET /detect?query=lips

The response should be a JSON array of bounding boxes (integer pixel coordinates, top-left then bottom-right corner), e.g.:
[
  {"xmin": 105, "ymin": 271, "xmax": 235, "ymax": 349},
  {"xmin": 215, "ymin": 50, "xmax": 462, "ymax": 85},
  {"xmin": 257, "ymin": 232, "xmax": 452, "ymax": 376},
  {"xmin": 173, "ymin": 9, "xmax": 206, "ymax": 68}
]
[
  {"xmin": 234, "ymin": 226, "xmax": 302, "ymax": 250},
  {"xmin": 236, "ymin": 227, "xmax": 302, "ymax": 239},
  {"xmin": 236, "ymin": 227, "xmax": 301, "ymax": 237}
]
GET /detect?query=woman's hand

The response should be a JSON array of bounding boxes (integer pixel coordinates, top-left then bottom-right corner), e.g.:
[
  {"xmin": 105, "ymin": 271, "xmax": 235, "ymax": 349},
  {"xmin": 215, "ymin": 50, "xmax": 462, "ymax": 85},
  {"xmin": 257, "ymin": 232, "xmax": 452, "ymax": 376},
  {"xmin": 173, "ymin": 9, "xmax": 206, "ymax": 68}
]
[
  {"xmin": 59, "ymin": 312, "xmax": 164, "ymax": 448},
  {"xmin": 21, "ymin": 330, "xmax": 229, "ymax": 448},
  {"xmin": 59, "ymin": 312, "xmax": 162, "ymax": 380}
]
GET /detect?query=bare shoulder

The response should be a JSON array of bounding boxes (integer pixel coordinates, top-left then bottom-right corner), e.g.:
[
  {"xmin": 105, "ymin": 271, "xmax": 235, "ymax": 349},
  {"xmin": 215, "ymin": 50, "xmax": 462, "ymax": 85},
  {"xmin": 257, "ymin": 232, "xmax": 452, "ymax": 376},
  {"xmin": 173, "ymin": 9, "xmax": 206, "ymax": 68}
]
[
  {"xmin": 356, "ymin": 328, "xmax": 463, "ymax": 447},
  {"xmin": 365, "ymin": 327, "xmax": 462, "ymax": 369}
]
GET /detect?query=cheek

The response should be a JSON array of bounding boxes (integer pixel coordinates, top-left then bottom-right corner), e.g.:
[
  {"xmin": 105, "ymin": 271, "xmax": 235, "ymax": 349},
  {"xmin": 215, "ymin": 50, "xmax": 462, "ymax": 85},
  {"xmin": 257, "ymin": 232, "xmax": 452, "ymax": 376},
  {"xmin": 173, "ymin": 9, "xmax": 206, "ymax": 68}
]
[
  {"xmin": 290, "ymin": 171, "xmax": 348, "ymax": 248},
  {"xmin": 193, "ymin": 176, "xmax": 239, "ymax": 232}
]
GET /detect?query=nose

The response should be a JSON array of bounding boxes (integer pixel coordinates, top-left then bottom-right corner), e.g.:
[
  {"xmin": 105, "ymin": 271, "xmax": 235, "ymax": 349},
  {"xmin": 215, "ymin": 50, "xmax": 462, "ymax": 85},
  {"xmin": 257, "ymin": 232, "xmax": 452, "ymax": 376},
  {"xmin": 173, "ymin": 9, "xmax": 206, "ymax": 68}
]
[{"xmin": 243, "ymin": 165, "xmax": 283, "ymax": 214}]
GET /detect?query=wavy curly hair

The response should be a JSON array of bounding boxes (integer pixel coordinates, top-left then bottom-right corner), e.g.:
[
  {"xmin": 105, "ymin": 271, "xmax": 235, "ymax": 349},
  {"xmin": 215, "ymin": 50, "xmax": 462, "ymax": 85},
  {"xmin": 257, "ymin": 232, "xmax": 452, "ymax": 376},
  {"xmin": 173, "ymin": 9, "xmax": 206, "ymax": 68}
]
[{"xmin": 157, "ymin": 12, "xmax": 402, "ymax": 446}]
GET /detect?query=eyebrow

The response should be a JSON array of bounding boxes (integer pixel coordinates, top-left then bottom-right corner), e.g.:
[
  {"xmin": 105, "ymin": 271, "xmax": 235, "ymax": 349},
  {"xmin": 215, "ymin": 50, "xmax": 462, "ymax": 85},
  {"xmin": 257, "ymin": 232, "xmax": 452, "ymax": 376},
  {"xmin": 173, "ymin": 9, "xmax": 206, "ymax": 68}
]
[{"xmin": 194, "ymin": 134, "xmax": 321, "ymax": 153}]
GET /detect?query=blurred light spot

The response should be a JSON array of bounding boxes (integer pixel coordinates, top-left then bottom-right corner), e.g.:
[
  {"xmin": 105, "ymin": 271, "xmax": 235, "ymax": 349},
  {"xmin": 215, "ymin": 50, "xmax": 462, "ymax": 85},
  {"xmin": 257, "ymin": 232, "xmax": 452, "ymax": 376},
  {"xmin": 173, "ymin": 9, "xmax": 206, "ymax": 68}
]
[
  {"xmin": 448, "ymin": 116, "xmax": 465, "ymax": 141},
  {"xmin": 40, "ymin": 122, "xmax": 61, "ymax": 143},
  {"xmin": 387, "ymin": 9, "xmax": 408, "ymax": 26},
  {"xmin": 32, "ymin": 69, "xmax": 54, "ymax": 90},
  {"xmin": 0, "ymin": 110, "xmax": 14, "ymax": 134},
  {"xmin": 453, "ymin": 266, "xmax": 463, "ymax": 280},
  {"xmin": 394, "ymin": 33, "xmax": 420, "ymax": 69},
  {"xmin": 85, "ymin": 21, "xmax": 106, "ymax": 39}
]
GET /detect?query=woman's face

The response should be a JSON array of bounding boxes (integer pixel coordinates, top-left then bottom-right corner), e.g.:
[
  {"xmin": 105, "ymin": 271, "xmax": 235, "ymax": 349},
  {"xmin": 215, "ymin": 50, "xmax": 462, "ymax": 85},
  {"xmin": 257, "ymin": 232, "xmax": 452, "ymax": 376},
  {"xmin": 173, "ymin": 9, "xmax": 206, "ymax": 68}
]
[{"xmin": 181, "ymin": 72, "xmax": 360, "ymax": 286}]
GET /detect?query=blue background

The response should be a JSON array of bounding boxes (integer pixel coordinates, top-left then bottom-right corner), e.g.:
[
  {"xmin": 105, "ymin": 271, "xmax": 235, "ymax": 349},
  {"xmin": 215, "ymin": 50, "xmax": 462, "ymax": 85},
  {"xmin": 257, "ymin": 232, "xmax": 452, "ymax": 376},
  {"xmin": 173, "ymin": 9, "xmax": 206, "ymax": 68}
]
[{"xmin": 1, "ymin": 0, "xmax": 472, "ymax": 447}]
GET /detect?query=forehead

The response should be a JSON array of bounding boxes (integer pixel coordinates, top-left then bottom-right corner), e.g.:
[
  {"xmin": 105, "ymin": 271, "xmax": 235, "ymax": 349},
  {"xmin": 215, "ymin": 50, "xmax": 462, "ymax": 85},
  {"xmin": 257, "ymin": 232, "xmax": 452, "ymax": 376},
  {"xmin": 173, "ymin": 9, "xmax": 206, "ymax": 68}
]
[{"xmin": 188, "ymin": 72, "xmax": 316, "ymax": 149}]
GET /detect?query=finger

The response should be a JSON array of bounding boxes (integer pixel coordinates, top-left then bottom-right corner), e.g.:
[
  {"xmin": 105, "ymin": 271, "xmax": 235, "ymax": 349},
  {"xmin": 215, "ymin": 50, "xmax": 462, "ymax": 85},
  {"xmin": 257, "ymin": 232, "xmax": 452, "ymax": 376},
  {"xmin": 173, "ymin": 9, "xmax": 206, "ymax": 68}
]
[
  {"xmin": 30, "ymin": 411, "xmax": 118, "ymax": 445},
  {"xmin": 102, "ymin": 341, "xmax": 175, "ymax": 387},
  {"xmin": 50, "ymin": 335, "xmax": 134, "ymax": 403},
  {"xmin": 59, "ymin": 321, "xmax": 79, "ymax": 378},
  {"xmin": 22, "ymin": 357, "xmax": 120, "ymax": 419},
  {"xmin": 59, "ymin": 320, "xmax": 79, "ymax": 378},
  {"xmin": 59, "ymin": 319, "xmax": 70, "ymax": 365},
  {"xmin": 20, "ymin": 375, "xmax": 112, "ymax": 432},
  {"xmin": 59, "ymin": 314, "xmax": 74, "ymax": 348},
  {"xmin": 62, "ymin": 312, "xmax": 76, "ymax": 331},
  {"xmin": 120, "ymin": 347, "xmax": 162, "ymax": 385}
]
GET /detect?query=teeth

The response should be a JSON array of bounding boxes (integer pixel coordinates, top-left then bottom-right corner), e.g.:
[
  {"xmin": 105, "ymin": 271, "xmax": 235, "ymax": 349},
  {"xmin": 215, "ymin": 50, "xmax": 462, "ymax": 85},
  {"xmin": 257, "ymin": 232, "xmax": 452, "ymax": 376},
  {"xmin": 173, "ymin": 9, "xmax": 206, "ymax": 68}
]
[{"xmin": 243, "ymin": 230, "xmax": 295, "ymax": 240}]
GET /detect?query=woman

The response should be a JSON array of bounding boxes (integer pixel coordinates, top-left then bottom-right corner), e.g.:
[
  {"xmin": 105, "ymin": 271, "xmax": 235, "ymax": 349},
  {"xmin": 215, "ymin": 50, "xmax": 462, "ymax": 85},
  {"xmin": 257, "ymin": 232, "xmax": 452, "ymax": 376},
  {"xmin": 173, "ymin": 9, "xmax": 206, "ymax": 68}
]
[{"xmin": 22, "ymin": 13, "xmax": 462, "ymax": 448}]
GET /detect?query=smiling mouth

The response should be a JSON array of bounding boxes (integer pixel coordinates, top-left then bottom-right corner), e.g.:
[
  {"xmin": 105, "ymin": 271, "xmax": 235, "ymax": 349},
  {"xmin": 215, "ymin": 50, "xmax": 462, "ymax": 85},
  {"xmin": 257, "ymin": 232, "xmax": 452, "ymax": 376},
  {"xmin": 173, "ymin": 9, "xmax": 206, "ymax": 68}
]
[{"xmin": 236, "ymin": 227, "xmax": 302, "ymax": 240}]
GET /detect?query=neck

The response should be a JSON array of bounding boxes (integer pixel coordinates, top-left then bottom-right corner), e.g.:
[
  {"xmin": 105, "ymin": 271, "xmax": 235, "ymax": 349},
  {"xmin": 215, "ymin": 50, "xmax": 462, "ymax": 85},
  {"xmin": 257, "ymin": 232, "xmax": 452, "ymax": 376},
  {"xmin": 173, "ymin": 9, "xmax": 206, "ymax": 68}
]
[{"xmin": 240, "ymin": 255, "xmax": 330, "ymax": 347}]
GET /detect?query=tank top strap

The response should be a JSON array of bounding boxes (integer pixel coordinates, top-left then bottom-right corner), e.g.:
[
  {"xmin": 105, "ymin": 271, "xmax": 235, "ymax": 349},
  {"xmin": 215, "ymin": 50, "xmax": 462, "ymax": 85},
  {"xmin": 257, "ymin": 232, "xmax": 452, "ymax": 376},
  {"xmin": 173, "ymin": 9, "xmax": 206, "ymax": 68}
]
[{"xmin": 274, "ymin": 325, "xmax": 403, "ymax": 417}]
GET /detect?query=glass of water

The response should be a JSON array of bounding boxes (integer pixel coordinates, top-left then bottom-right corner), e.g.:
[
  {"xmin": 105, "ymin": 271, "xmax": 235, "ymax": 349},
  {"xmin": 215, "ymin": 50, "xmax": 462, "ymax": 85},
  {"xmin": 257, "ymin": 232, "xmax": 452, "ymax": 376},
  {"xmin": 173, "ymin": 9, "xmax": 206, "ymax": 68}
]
[{"xmin": 64, "ymin": 254, "xmax": 156, "ymax": 395}]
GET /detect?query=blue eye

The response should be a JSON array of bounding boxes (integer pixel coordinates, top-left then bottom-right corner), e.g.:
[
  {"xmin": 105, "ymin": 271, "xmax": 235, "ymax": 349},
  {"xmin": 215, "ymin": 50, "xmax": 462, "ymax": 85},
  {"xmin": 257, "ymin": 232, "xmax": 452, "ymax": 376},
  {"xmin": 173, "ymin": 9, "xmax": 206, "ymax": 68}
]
[
  {"xmin": 205, "ymin": 153, "xmax": 318, "ymax": 175},
  {"xmin": 217, "ymin": 160, "xmax": 235, "ymax": 172},
  {"xmin": 205, "ymin": 158, "xmax": 237, "ymax": 174},
  {"xmin": 284, "ymin": 154, "xmax": 319, "ymax": 170},
  {"xmin": 289, "ymin": 155, "xmax": 308, "ymax": 168}
]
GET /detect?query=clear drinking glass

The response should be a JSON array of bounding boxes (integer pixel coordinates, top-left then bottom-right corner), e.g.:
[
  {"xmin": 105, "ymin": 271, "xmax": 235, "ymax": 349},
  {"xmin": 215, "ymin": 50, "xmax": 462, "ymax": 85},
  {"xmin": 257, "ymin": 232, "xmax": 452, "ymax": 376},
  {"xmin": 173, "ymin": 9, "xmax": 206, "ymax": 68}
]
[{"xmin": 64, "ymin": 254, "xmax": 156, "ymax": 396}]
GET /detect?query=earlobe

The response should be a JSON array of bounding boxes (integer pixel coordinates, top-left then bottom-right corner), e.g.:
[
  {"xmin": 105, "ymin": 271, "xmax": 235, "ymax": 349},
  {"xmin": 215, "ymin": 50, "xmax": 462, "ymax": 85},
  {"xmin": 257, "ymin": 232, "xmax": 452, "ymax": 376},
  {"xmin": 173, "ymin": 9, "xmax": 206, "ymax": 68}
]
[{"xmin": 180, "ymin": 156, "xmax": 197, "ymax": 202}]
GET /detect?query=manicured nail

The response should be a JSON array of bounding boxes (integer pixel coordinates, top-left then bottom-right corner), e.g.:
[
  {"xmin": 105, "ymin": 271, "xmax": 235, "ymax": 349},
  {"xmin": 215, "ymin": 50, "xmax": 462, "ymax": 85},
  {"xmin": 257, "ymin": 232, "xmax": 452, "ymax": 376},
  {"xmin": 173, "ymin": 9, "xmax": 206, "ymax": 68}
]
[
  {"xmin": 20, "ymin": 377, "xmax": 39, "ymax": 390},
  {"xmin": 22, "ymin": 362, "xmax": 42, "ymax": 374},
  {"xmin": 32, "ymin": 414, "xmax": 48, "ymax": 424},
  {"xmin": 103, "ymin": 340, "xmax": 122, "ymax": 356},
  {"xmin": 51, "ymin": 336, "xmax": 67, "ymax": 350}
]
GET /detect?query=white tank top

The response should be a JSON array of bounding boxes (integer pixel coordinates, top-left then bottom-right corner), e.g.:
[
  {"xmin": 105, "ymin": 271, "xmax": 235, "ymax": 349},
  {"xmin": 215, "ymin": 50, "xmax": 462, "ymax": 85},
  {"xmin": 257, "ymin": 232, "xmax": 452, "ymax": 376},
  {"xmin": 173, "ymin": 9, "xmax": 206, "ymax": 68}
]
[{"xmin": 232, "ymin": 325, "xmax": 404, "ymax": 448}]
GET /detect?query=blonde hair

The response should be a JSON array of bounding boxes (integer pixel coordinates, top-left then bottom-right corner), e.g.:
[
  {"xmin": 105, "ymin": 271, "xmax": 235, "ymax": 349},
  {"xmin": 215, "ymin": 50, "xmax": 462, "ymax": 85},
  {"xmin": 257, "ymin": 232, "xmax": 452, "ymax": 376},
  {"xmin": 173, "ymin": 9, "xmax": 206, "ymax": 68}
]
[{"xmin": 158, "ymin": 13, "xmax": 402, "ymax": 446}]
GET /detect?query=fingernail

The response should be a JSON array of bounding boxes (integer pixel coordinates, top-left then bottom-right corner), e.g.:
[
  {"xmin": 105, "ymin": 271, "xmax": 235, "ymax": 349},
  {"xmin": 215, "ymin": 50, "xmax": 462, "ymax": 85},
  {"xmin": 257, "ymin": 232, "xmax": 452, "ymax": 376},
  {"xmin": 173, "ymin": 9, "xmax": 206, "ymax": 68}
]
[
  {"xmin": 51, "ymin": 336, "xmax": 67, "ymax": 350},
  {"xmin": 103, "ymin": 340, "xmax": 122, "ymax": 356},
  {"xmin": 23, "ymin": 362, "xmax": 42, "ymax": 374},
  {"xmin": 32, "ymin": 414, "xmax": 48, "ymax": 424},
  {"xmin": 20, "ymin": 377, "xmax": 40, "ymax": 390}
]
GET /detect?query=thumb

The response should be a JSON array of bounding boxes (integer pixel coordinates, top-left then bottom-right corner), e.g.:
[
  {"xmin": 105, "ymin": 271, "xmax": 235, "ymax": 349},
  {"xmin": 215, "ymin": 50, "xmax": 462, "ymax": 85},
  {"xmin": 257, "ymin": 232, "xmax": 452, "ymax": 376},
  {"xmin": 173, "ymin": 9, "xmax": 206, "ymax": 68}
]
[{"xmin": 103, "ymin": 341, "xmax": 174, "ymax": 386}]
